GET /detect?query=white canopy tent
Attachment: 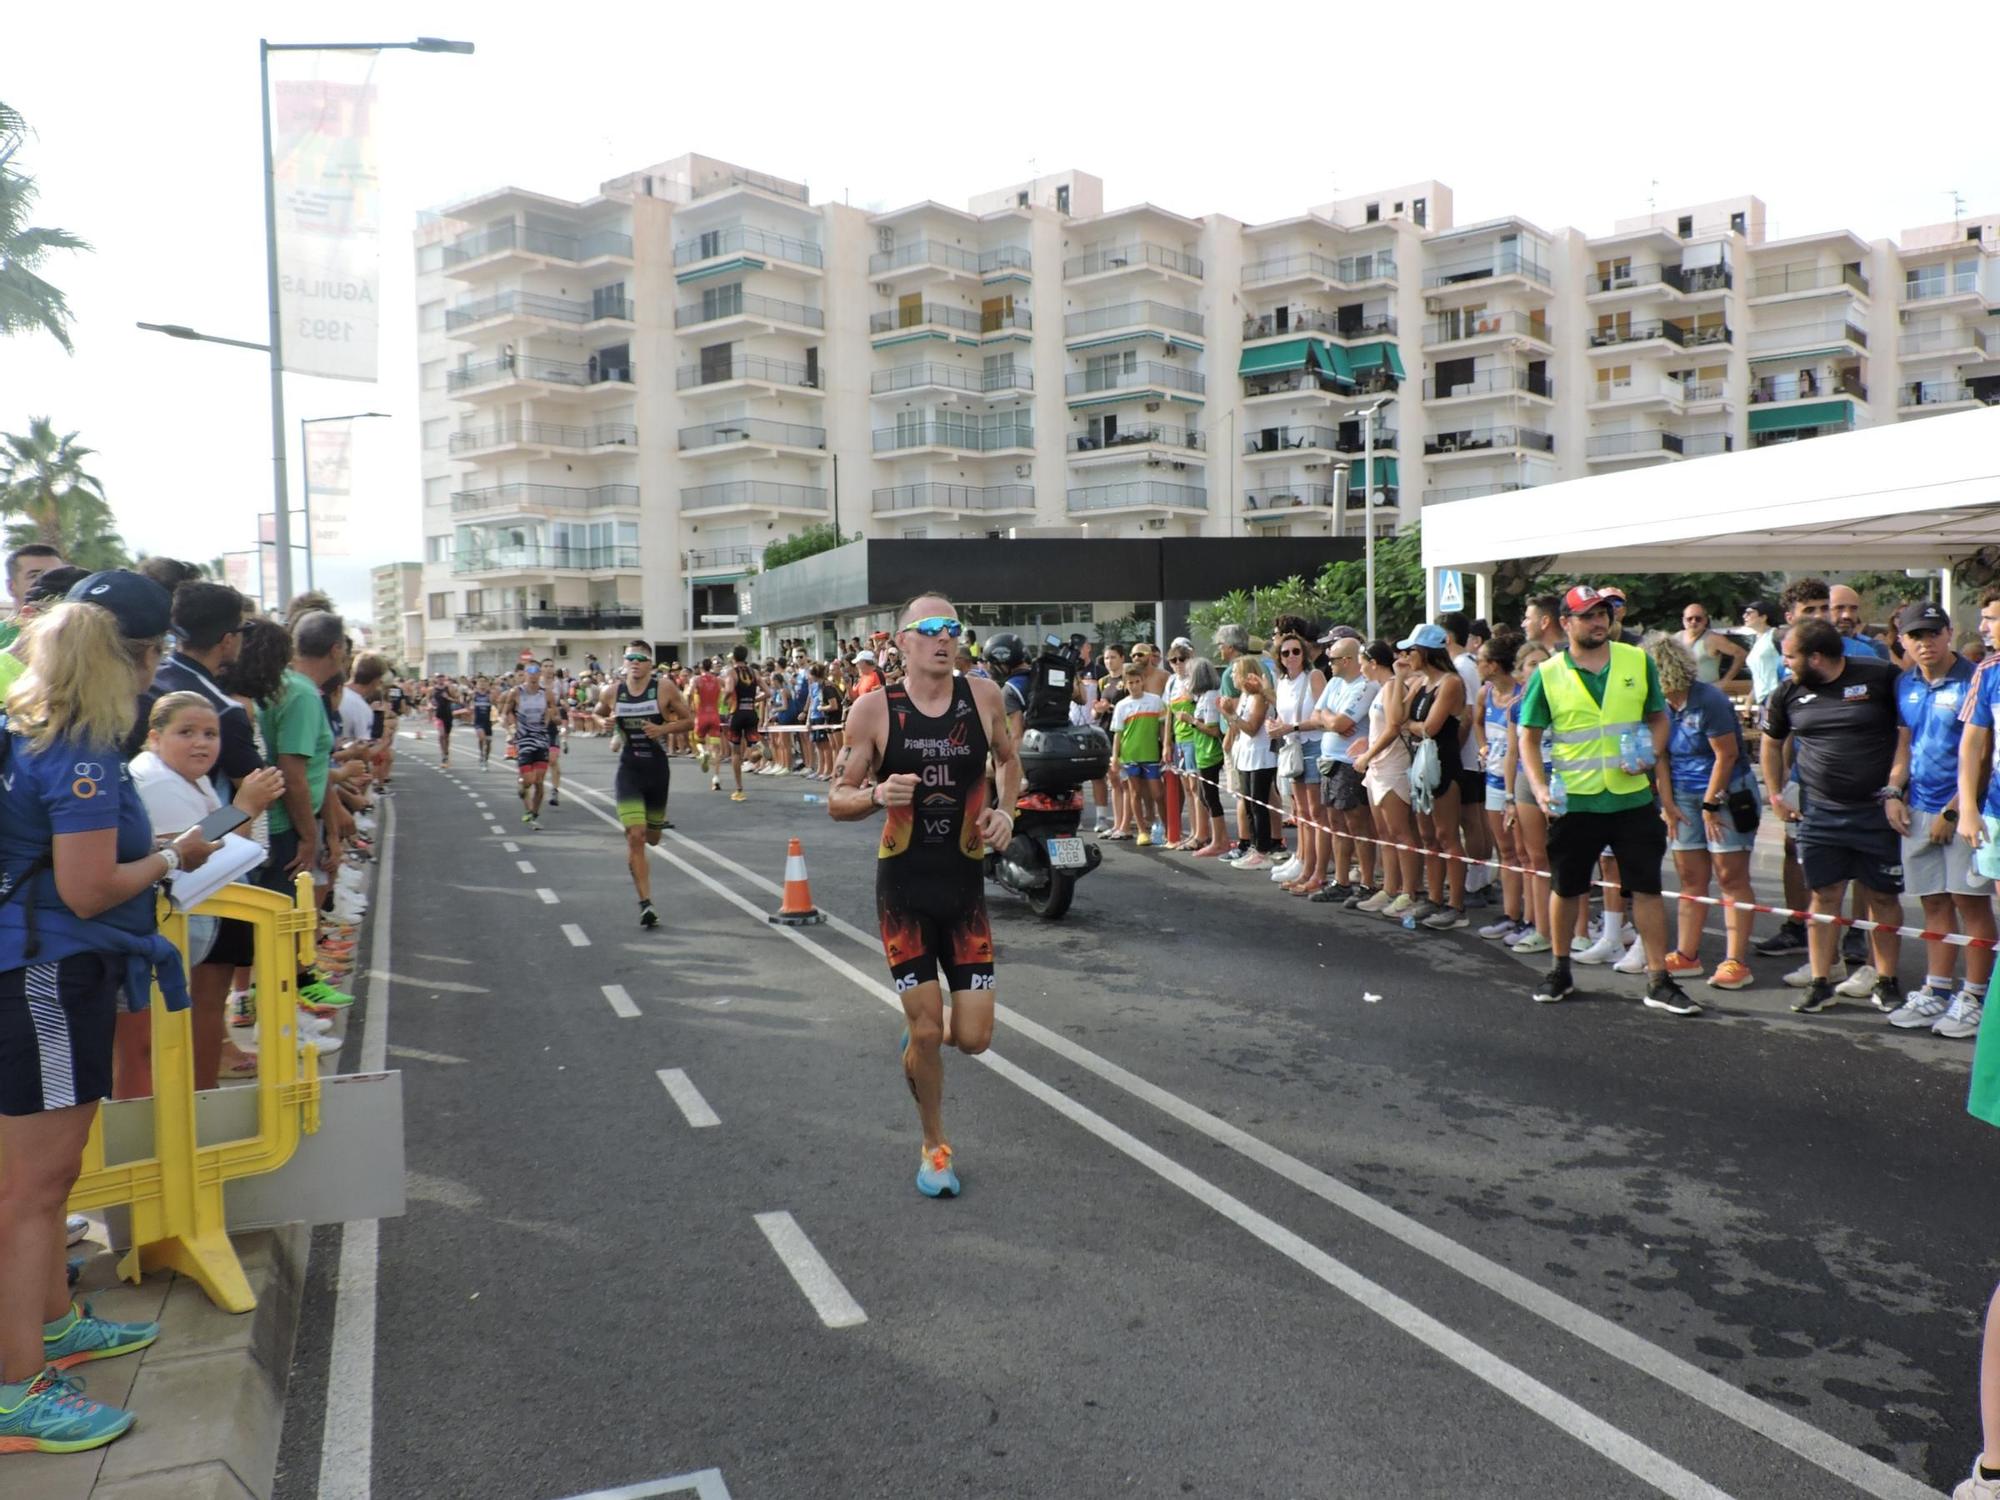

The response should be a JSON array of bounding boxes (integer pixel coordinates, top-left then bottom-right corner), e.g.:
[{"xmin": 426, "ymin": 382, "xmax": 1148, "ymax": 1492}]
[{"xmin": 1419, "ymin": 405, "xmax": 2000, "ymax": 617}]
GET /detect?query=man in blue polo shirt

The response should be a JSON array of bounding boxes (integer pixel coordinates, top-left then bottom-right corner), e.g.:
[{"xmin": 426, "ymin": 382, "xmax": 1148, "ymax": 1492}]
[{"xmin": 1884, "ymin": 602, "xmax": 1987, "ymax": 1037}]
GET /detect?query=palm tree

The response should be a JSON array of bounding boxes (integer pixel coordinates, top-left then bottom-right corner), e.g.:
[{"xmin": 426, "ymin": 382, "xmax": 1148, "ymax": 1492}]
[
  {"xmin": 0, "ymin": 100, "xmax": 90, "ymax": 353},
  {"xmin": 0, "ymin": 416, "xmax": 127, "ymax": 569}
]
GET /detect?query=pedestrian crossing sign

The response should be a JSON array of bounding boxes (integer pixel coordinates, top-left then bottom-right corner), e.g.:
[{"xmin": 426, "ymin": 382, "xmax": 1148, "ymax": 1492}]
[{"xmin": 1438, "ymin": 569, "xmax": 1464, "ymax": 612}]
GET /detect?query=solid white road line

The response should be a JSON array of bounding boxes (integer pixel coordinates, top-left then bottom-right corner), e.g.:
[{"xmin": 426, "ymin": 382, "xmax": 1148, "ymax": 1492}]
[
  {"xmin": 656, "ymin": 1067, "xmax": 719, "ymax": 1126},
  {"xmin": 316, "ymin": 796, "xmax": 395, "ymax": 1500},
  {"xmin": 554, "ymin": 786, "xmax": 1727, "ymax": 1497},
  {"xmin": 601, "ymin": 790, "xmax": 1936, "ymax": 1500},
  {"xmin": 753, "ymin": 1211, "xmax": 866, "ymax": 1330},
  {"xmin": 601, "ymin": 983, "xmax": 640, "ymax": 1019},
  {"xmin": 553, "ymin": 1468, "xmax": 732, "ymax": 1500},
  {"xmin": 536, "ymin": 887, "xmax": 559, "ymax": 904},
  {"xmin": 562, "ymin": 923, "xmax": 590, "ymax": 947}
]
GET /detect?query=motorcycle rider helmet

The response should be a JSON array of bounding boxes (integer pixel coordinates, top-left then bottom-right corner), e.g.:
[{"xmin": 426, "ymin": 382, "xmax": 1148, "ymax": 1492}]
[{"xmin": 982, "ymin": 631, "xmax": 1028, "ymax": 674}]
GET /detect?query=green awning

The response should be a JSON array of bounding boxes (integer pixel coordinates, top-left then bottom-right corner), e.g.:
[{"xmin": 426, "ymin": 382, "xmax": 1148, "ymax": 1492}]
[
  {"xmin": 1238, "ymin": 338, "xmax": 1314, "ymax": 375},
  {"xmin": 1345, "ymin": 342, "xmax": 1406, "ymax": 380},
  {"xmin": 1311, "ymin": 341, "xmax": 1354, "ymax": 382},
  {"xmin": 1747, "ymin": 399, "xmax": 1853, "ymax": 434},
  {"xmin": 1353, "ymin": 457, "xmax": 1398, "ymax": 488}
]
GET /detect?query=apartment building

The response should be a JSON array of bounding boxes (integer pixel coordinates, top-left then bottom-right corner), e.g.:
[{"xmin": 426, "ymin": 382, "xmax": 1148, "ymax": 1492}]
[
  {"xmin": 369, "ymin": 560, "xmax": 421, "ymax": 665},
  {"xmin": 413, "ymin": 155, "xmax": 2000, "ymax": 672}
]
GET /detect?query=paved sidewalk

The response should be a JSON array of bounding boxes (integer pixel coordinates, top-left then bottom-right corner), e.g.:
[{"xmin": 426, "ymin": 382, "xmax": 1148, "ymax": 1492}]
[{"xmin": 12, "ymin": 1224, "xmax": 308, "ymax": 1500}]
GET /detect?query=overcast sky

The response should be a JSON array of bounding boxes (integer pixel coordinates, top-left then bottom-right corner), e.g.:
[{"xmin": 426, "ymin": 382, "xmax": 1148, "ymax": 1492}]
[{"xmin": 3, "ymin": 1, "xmax": 1994, "ymax": 622}]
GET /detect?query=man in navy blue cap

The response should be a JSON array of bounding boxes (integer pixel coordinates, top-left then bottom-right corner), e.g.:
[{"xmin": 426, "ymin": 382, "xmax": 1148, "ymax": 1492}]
[{"xmin": 65, "ymin": 570, "xmax": 173, "ymax": 639}]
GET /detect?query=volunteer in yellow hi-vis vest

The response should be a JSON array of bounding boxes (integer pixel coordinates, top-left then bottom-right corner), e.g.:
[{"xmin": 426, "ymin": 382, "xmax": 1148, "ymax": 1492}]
[{"xmin": 1516, "ymin": 585, "xmax": 1691, "ymax": 1013}]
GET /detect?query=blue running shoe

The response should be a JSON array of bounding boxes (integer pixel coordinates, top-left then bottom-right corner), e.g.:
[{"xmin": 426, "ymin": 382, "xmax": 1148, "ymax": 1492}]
[
  {"xmin": 916, "ymin": 1144, "xmax": 960, "ymax": 1198},
  {"xmin": 44, "ymin": 1302, "xmax": 159, "ymax": 1371},
  {"xmin": 0, "ymin": 1368, "xmax": 135, "ymax": 1454}
]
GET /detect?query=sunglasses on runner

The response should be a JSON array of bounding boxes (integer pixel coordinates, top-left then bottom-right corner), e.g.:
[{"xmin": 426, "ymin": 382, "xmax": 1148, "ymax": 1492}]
[
  {"xmin": 623, "ymin": 651, "xmax": 651, "ymax": 662},
  {"xmin": 901, "ymin": 616, "xmax": 963, "ymax": 639}
]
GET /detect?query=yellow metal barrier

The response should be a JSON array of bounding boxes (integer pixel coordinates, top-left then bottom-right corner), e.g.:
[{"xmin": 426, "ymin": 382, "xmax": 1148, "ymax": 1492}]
[{"xmin": 66, "ymin": 873, "xmax": 324, "ymax": 1313}]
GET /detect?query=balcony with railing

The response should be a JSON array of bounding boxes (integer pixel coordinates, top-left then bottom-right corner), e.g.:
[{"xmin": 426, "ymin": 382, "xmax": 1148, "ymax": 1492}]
[
  {"xmin": 1584, "ymin": 430, "xmax": 1684, "ymax": 461},
  {"xmin": 449, "ymin": 483, "xmax": 638, "ymax": 516},
  {"xmin": 1424, "ymin": 368, "xmax": 1554, "ymax": 402},
  {"xmin": 1588, "ymin": 318, "xmax": 1688, "ymax": 351},
  {"xmin": 1242, "ymin": 309, "xmax": 1397, "ymax": 342},
  {"xmin": 1589, "ymin": 372, "xmax": 1689, "ymax": 408},
  {"xmin": 680, "ymin": 481, "xmax": 827, "ymax": 513},
  {"xmin": 677, "ymin": 418, "xmax": 826, "ymax": 453},
  {"xmin": 868, "ymin": 240, "xmax": 981, "ymax": 278},
  {"xmin": 1242, "ymin": 251, "xmax": 1398, "ymax": 290},
  {"xmin": 442, "ymin": 224, "xmax": 632, "ymax": 270},
  {"xmin": 1746, "ymin": 320, "xmax": 1868, "ymax": 355},
  {"xmin": 980, "ymin": 245, "xmax": 1033, "ymax": 276},
  {"xmin": 1747, "ymin": 263, "xmax": 1869, "ymax": 300},
  {"xmin": 1681, "ymin": 432, "xmax": 1735, "ymax": 457},
  {"xmin": 1065, "ymin": 362, "xmax": 1206, "ymax": 402},
  {"xmin": 447, "ymin": 354, "xmax": 632, "ymax": 394},
  {"xmin": 1899, "ymin": 382, "xmax": 2000, "ymax": 410},
  {"xmin": 455, "ymin": 603, "xmax": 643, "ymax": 635},
  {"xmin": 1069, "ymin": 423, "xmax": 1204, "ymax": 457},
  {"xmin": 1063, "ymin": 243, "xmax": 1204, "ymax": 281},
  {"xmin": 1243, "ymin": 484, "xmax": 1354, "ymax": 515},
  {"xmin": 1065, "ymin": 301, "xmax": 1205, "ymax": 342},
  {"xmin": 1066, "ymin": 480, "xmax": 1207, "ymax": 514},
  {"xmin": 1902, "ymin": 270, "xmax": 1983, "ymax": 305},
  {"xmin": 1748, "ymin": 370, "xmax": 1867, "ymax": 404},
  {"xmin": 872, "ymin": 421, "xmax": 1035, "ymax": 454},
  {"xmin": 1422, "ymin": 312, "xmax": 1552, "ymax": 350},
  {"xmin": 1423, "ymin": 250, "xmax": 1553, "ymax": 291},
  {"xmin": 870, "ymin": 362, "xmax": 1033, "ymax": 397},
  {"xmin": 448, "ymin": 421, "xmax": 637, "ymax": 455},
  {"xmin": 872, "ymin": 483, "xmax": 1037, "ymax": 515},
  {"xmin": 686, "ymin": 546, "xmax": 761, "ymax": 573},
  {"xmin": 1423, "ymin": 426, "xmax": 1555, "ymax": 457},
  {"xmin": 673, "ymin": 292, "xmax": 823, "ymax": 331},
  {"xmin": 672, "ymin": 225, "xmax": 824, "ymax": 270},
  {"xmin": 1242, "ymin": 366, "xmax": 1397, "ymax": 401},
  {"xmin": 451, "ymin": 544, "xmax": 641, "ymax": 576},
  {"xmin": 675, "ymin": 355, "xmax": 821, "ymax": 393},
  {"xmin": 1422, "ymin": 480, "xmax": 1537, "ymax": 506},
  {"xmin": 445, "ymin": 290, "xmax": 634, "ymax": 332},
  {"xmin": 1241, "ymin": 424, "xmax": 1342, "ymax": 456},
  {"xmin": 1899, "ymin": 326, "xmax": 1991, "ymax": 359}
]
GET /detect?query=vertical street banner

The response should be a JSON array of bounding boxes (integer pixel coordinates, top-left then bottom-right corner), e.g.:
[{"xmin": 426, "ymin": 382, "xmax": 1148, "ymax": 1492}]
[
  {"xmin": 270, "ymin": 48, "xmax": 382, "ymax": 381},
  {"xmin": 223, "ymin": 551, "xmax": 260, "ymax": 606},
  {"xmin": 258, "ymin": 514, "xmax": 281, "ymax": 607},
  {"xmin": 306, "ymin": 421, "xmax": 355, "ymax": 558}
]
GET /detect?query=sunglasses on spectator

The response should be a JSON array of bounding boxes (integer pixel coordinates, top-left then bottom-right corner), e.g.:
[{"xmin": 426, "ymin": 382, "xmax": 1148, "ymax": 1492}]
[
  {"xmin": 901, "ymin": 616, "xmax": 963, "ymax": 639},
  {"xmin": 1279, "ymin": 647, "xmax": 1304, "ymax": 658}
]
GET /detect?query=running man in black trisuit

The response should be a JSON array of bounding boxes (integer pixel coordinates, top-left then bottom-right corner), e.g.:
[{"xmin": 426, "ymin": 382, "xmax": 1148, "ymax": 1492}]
[
  {"xmin": 723, "ymin": 644, "xmax": 762, "ymax": 803},
  {"xmin": 470, "ymin": 676, "xmax": 494, "ymax": 769},
  {"xmin": 430, "ymin": 676, "xmax": 460, "ymax": 767},
  {"xmin": 831, "ymin": 592, "xmax": 1020, "ymax": 1197},
  {"xmin": 600, "ymin": 640, "xmax": 695, "ymax": 928}
]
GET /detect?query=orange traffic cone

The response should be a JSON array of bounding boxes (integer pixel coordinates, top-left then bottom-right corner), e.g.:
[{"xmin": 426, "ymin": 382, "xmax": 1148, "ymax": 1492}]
[{"xmin": 768, "ymin": 837, "xmax": 825, "ymax": 926}]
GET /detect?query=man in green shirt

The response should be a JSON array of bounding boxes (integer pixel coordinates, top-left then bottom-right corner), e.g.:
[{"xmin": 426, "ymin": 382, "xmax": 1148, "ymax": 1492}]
[
  {"xmin": 260, "ymin": 611, "xmax": 341, "ymax": 885},
  {"xmin": 1517, "ymin": 585, "xmax": 1696, "ymax": 1016}
]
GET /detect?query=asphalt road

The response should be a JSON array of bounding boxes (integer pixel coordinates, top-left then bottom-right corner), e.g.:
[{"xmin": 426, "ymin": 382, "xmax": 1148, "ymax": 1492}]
[{"xmin": 274, "ymin": 734, "xmax": 2000, "ymax": 1500}]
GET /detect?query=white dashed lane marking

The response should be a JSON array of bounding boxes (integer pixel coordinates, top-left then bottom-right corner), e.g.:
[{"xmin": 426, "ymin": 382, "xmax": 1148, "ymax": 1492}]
[
  {"xmin": 602, "ymin": 984, "xmax": 640, "ymax": 1019},
  {"xmin": 657, "ymin": 1068, "xmax": 718, "ymax": 1125},
  {"xmin": 562, "ymin": 924, "xmax": 590, "ymax": 947},
  {"xmin": 754, "ymin": 1212, "xmax": 865, "ymax": 1329},
  {"xmin": 536, "ymin": 888, "xmax": 559, "ymax": 904}
]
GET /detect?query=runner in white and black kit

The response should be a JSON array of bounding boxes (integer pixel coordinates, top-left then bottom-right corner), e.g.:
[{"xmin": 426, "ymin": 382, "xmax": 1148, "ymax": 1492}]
[
  {"xmin": 502, "ymin": 663, "xmax": 554, "ymax": 829},
  {"xmin": 600, "ymin": 641, "xmax": 695, "ymax": 928},
  {"xmin": 470, "ymin": 677, "xmax": 494, "ymax": 770},
  {"xmin": 830, "ymin": 591, "xmax": 1020, "ymax": 1198}
]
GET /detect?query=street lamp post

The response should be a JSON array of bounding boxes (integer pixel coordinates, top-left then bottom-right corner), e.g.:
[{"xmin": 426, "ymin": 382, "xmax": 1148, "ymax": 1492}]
[
  {"xmin": 1359, "ymin": 396, "xmax": 1392, "ymax": 639},
  {"xmin": 258, "ymin": 36, "xmax": 472, "ymax": 607},
  {"xmin": 299, "ymin": 412, "xmax": 390, "ymax": 591}
]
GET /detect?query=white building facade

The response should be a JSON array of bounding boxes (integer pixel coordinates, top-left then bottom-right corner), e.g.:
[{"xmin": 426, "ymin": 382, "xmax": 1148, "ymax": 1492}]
[{"xmin": 413, "ymin": 156, "xmax": 2000, "ymax": 671}]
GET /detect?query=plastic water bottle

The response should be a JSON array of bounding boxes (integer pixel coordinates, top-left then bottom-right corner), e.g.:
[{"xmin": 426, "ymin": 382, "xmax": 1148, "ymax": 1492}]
[
  {"xmin": 1150, "ymin": 819, "xmax": 1167, "ymax": 845},
  {"xmin": 1547, "ymin": 772, "xmax": 1568, "ymax": 818},
  {"xmin": 1617, "ymin": 731, "xmax": 1656, "ymax": 775},
  {"xmin": 801, "ymin": 793, "xmax": 825, "ymax": 806}
]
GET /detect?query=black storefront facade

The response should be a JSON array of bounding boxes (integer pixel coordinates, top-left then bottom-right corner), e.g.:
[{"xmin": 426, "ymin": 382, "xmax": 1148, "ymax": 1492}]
[{"xmin": 737, "ymin": 536, "xmax": 1364, "ymax": 655}]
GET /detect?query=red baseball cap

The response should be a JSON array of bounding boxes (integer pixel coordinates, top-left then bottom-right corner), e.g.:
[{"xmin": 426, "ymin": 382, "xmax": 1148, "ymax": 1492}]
[{"xmin": 1561, "ymin": 585, "xmax": 1611, "ymax": 617}]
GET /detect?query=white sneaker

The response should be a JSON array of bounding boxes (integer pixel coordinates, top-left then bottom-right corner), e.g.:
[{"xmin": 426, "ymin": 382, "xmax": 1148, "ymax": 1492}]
[
  {"xmin": 1951, "ymin": 1464, "xmax": 2000, "ymax": 1499},
  {"xmin": 1464, "ymin": 862, "xmax": 1493, "ymax": 895},
  {"xmin": 66, "ymin": 1213, "xmax": 90, "ymax": 1245},
  {"xmin": 1834, "ymin": 964, "xmax": 1881, "ymax": 999},
  {"xmin": 1269, "ymin": 856, "xmax": 1301, "ymax": 883},
  {"xmin": 297, "ymin": 1009, "xmax": 334, "ymax": 1036},
  {"xmin": 1612, "ymin": 940, "xmax": 1648, "ymax": 975},
  {"xmin": 1934, "ymin": 992, "xmax": 1985, "ymax": 1040},
  {"xmin": 1783, "ymin": 957, "xmax": 1845, "ymax": 988},
  {"xmin": 1572, "ymin": 932, "xmax": 1625, "ymax": 965},
  {"xmin": 1887, "ymin": 989, "xmax": 1953, "ymax": 1030}
]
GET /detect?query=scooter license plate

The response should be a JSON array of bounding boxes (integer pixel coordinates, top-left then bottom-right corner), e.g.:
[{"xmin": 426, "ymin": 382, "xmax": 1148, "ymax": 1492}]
[{"xmin": 1046, "ymin": 837, "xmax": 1086, "ymax": 869}]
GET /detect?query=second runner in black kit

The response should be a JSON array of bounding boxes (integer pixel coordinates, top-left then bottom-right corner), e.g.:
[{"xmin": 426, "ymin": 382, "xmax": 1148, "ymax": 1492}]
[
  {"xmin": 832, "ymin": 592, "xmax": 1020, "ymax": 1198},
  {"xmin": 599, "ymin": 641, "xmax": 695, "ymax": 928}
]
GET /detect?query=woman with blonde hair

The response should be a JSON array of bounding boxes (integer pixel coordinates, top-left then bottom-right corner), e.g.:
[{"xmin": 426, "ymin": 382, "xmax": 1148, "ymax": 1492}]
[
  {"xmin": 1353, "ymin": 642, "xmax": 1423, "ymax": 917},
  {"xmin": 1268, "ymin": 632, "xmax": 1329, "ymax": 894},
  {"xmin": 0, "ymin": 574, "xmax": 220, "ymax": 1453}
]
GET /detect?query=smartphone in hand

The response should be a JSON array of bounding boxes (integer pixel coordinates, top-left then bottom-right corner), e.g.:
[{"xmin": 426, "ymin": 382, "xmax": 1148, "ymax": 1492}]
[{"xmin": 188, "ymin": 805, "xmax": 251, "ymax": 843}]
